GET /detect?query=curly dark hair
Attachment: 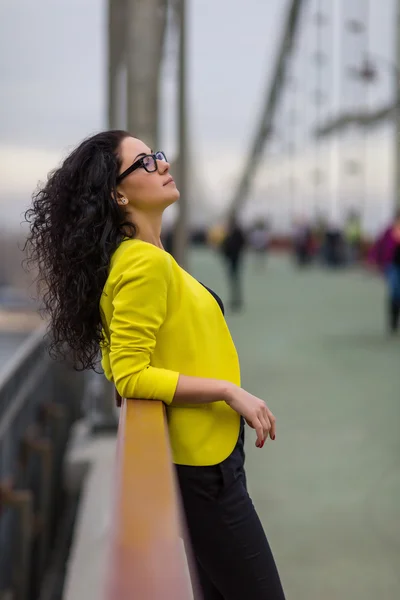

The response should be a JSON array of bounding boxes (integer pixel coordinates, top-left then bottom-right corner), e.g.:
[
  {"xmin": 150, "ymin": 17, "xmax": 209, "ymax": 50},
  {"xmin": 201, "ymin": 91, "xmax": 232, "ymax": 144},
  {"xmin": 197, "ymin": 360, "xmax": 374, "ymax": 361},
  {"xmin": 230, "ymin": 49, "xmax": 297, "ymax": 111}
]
[{"xmin": 24, "ymin": 130, "xmax": 136, "ymax": 370}]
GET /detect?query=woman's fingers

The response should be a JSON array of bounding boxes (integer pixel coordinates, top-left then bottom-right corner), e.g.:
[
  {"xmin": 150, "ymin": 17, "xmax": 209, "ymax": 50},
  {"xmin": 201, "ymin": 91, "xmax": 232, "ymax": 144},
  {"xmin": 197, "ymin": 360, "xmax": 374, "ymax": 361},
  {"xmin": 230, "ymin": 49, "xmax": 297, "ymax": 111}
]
[
  {"xmin": 252, "ymin": 418, "xmax": 264, "ymax": 447},
  {"xmin": 266, "ymin": 408, "xmax": 276, "ymax": 440},
  {"xmin": 254, "ymin": 412, "xmax": 270, "ymax": 448},
  {"xmin": 259, "ymin": 411, "xmax": 271, "ymax": 442},
  {"xmin": 247, "ymin": 406, "xmax": 277, "ymax": 447}
]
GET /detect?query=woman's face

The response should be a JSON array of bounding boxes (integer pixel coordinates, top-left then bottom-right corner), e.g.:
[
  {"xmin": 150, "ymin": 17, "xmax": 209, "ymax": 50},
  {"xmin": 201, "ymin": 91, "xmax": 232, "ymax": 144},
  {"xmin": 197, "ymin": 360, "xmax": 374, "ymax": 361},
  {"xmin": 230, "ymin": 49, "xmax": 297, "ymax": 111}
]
[{"xmin": 117, "ymin": 136, "xmax": 180, "ymax": 211}]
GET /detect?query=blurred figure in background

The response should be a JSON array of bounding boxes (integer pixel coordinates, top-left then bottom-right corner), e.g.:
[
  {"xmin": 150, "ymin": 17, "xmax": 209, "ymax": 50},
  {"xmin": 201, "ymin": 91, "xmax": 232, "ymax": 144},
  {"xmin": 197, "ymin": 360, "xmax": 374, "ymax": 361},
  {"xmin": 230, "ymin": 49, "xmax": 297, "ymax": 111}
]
[
  {"xmin": 248, "ymin": 218, "xmax": 271, "ymax": 270},
  {"xmin": 323, "ymin": 217, "xmax": 345, "ymax": 268},
  {"xmin": 314, "ymin": 210, "xmax": 327, "ymax": 259},
  {"xmin": 345, "ymin": 209, "xmax": 362, "ymax": 265},
  {"xmin": 220, "ymin": 215, "xmax": 246, "ymax": 311},
  {"xmin": 292, "ymin": 216, "xmax": 313, "ymax": 267},
  {"xmin": 161, "ymin": 225, "xmax": 174, "ymax": 254},
  {"xmin": 369, "ymin": 211, "xmax": 400, "ymax": 334},
  {"xmin": 207, "ymin": 222, "xmax": 226, "ymax": 249}
]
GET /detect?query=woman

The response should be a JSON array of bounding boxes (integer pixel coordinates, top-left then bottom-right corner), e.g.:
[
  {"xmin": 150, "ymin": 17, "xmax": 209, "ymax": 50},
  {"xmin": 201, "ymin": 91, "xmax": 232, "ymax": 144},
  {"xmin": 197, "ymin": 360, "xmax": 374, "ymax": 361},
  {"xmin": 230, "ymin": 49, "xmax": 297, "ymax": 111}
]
[
  {"xmin": 25, "ymin": 130, "xmax": 285, "ymax": 599},
  {"xmin": 368, "ymin": 212, "xmax": 400, "ymax": 333}
]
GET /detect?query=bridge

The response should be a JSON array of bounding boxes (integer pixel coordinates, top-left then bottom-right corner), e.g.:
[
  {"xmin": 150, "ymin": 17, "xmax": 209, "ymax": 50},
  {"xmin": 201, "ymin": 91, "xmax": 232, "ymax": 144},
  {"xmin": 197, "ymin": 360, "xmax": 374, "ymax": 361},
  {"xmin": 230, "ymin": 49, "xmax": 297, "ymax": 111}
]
[
  {"xmin": 1, "ymin": 0, "xmax": 400, "ymax": 598},
  {"xmin": 1, "ymin": 249, "xmax": 398, "ymax": 599},
  {"xmin": 64, "ymin": 250, "xmax": 400, "ymax": 599}
]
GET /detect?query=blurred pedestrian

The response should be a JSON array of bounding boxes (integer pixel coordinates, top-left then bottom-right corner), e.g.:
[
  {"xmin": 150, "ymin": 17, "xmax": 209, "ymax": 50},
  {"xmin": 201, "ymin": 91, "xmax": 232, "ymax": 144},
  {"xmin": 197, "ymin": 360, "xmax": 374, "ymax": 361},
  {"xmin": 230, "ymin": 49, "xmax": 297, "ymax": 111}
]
[
  {"xmin": 248, "ymin": 219, "xmax": 271, "ymax": 270},
  {"xmin": 314, "ymin": 211, "xmax": 327, "ymax": 259},
  {"xmin": 221, "ymin": 215, "xmax": 246, "ymax": 311},
  {"xmin": 207, "ymin": 222, "xmax": 226, "ymax": 249},
  {"xmin": 161, "ymin": 225, "xmax": 174, "ymax": 254},
  {"xmin": 324, "ymin": 218, "xmax": 345, "ymax": 268},
  {"xmin": 345, "ymin": 210, "xmax": 362, "ymax": 265},
  {"xmin": 292, "ymin": 216, "xmax": 313, "ymax": 267},
  {"xmin": 369, "ymin": 211, "xmax": 400, "ymax": 333}
]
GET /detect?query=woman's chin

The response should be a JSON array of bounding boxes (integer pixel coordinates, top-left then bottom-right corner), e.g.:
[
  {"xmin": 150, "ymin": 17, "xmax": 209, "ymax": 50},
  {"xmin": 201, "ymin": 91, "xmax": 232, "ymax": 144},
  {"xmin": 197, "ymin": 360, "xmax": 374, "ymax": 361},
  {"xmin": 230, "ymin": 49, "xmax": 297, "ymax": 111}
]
[
  {"xmin": 158, "ymin": 187, "xmax": 180, "ymax": 210},
  {"xmin": 168, "ymin": 188, "xmax": 180, "ymax": 204}
]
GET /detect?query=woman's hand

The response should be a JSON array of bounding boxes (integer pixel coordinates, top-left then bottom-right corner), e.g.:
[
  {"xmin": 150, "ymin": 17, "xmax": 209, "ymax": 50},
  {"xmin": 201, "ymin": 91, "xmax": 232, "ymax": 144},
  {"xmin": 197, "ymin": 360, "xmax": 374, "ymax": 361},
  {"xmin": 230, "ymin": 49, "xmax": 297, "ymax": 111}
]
[
  {"xmin": 171, "ymin": 376, "xmax": 276, "ymax": 447},
  {"xmin": 224, "ymin": 384, "xmax": 276, "ymax": 448}
]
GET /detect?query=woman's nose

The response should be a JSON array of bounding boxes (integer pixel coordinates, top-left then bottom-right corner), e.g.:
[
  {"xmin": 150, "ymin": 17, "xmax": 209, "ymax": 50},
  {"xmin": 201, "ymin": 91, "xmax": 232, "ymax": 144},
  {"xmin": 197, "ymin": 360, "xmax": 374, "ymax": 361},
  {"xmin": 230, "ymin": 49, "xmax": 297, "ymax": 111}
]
[{"xmin": 159, "ymin": 159, "xmax": 170, "ymax": 173}]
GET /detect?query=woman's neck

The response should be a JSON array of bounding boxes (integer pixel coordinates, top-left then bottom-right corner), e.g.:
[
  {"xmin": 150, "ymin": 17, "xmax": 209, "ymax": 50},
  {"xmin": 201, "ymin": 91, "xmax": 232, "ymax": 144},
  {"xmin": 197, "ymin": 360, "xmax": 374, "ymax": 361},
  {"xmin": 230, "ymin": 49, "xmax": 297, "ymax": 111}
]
[{"xmin": 131, "ymin": 211, "xmax": 164, "ymax": 249}]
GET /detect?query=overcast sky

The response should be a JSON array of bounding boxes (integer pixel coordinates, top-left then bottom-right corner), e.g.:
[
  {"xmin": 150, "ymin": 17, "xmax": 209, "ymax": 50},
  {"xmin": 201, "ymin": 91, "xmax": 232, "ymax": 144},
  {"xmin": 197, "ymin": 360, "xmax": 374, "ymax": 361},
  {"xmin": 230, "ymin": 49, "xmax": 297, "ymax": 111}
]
[{"xmin": 0, "ymin": 0, "xmax": 397, "ymax": 232}]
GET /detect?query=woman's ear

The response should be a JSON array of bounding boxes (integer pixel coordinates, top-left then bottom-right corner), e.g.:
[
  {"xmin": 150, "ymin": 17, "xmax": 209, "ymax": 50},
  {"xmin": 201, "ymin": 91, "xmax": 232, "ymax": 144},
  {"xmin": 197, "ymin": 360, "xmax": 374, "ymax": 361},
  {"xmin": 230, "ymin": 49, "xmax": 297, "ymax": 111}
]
[{"xmin": 115, "ymin": 191, "xmax": 128, "ymax": 206}]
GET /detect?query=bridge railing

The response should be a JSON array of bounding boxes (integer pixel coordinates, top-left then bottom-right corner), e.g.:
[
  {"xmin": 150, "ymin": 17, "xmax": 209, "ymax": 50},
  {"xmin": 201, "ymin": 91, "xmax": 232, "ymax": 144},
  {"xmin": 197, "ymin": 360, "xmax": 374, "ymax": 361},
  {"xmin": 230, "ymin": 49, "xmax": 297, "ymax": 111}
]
[
  {"xmin": 0, "ymin": 326, "xmax": 84, "ymax": 600},
  {"xmin": 105, "ymin": 394, "xmax": 199, "ymax": 600}
]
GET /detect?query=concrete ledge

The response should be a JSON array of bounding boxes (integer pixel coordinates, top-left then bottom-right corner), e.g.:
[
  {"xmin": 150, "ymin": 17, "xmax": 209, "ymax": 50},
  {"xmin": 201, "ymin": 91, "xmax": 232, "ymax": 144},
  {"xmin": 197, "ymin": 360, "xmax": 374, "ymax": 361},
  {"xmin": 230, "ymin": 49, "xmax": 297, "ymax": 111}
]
[
  {"xmin": 63, "ymin": 422, "xmax": 117, "ymax": 600},
  {"xmin": 62, "ymin": 418, "xmax": 193, "ymax": 600}
]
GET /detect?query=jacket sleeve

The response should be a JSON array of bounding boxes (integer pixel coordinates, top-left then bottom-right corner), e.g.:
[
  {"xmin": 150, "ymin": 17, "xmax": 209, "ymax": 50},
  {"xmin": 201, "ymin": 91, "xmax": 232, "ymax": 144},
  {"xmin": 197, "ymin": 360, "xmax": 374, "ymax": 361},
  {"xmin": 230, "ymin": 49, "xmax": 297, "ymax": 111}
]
[{"xmin": 109, "ymin": 244, "xmax": 179, "ymax": 403}]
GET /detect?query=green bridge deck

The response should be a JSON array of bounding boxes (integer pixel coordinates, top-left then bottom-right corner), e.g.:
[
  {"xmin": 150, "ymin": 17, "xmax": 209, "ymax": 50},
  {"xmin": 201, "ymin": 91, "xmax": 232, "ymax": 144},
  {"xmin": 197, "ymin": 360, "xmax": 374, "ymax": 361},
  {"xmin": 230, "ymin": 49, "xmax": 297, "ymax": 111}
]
[{"xmin": 192, "ymin": 249, "xmax": 400, "ymax": 600}]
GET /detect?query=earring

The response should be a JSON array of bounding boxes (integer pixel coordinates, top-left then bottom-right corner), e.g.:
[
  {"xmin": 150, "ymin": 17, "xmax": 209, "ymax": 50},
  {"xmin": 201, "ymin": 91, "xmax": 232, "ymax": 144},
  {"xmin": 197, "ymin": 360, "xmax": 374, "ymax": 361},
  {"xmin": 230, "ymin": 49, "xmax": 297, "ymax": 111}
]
[{"xmin": 120, "ymin": 197, "xmax": 128, "ymax": 205}]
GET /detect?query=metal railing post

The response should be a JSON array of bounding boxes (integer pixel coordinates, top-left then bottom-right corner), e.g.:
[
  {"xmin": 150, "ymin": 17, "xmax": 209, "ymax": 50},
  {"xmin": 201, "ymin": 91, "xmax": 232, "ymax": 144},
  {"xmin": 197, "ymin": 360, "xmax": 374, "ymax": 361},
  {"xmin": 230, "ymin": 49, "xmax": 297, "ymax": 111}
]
[{"xmin": 0, "ymin": 484, "xmax": 34, "ymax": 600}]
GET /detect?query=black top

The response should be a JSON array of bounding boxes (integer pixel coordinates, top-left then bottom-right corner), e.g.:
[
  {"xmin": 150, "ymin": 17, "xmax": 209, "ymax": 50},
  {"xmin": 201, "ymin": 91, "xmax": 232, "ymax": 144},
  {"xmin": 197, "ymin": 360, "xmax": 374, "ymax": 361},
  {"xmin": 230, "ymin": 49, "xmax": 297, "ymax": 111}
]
[{"xmin": 201, "ymin": 283, "xmax": 225, "ymax": 316}]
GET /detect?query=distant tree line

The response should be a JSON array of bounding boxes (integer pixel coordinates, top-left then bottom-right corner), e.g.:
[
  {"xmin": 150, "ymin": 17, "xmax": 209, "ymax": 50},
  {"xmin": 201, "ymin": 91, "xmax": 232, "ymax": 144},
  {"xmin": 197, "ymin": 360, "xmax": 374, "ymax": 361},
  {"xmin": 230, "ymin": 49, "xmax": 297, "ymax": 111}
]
[{"xmin": 0, "ymin": 229, "xmax": 36, "ymax": 293}]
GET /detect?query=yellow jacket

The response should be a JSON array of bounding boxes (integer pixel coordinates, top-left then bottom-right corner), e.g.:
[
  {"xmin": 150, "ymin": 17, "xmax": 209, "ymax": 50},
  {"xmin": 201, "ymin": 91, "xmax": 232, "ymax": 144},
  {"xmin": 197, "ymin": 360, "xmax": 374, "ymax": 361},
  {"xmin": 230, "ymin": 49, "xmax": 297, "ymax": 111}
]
[{"xmin": 100, "ymin": 239, "xmax": 241, "ymax": 466}]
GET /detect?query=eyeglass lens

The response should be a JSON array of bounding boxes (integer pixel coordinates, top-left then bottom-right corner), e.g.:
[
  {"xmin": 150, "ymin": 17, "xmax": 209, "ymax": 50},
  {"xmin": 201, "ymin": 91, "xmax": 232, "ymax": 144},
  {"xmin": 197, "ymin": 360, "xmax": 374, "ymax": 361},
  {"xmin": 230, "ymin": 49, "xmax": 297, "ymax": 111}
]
[
  {"xmin": 142, "ymin": 155, "xmax": 157, "ymax": 171},
  {"xmin": 142, "ymin": 151, "xmax": 166, "ymax": 172}
]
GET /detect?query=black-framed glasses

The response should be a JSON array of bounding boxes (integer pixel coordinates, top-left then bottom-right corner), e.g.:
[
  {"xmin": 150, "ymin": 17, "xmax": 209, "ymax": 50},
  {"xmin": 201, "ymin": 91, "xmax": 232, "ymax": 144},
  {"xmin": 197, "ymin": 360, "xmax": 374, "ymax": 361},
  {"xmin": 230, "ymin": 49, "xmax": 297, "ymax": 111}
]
[{"xmin": 117, "ymin": 151, "xmax": 167, "ymax": 183}]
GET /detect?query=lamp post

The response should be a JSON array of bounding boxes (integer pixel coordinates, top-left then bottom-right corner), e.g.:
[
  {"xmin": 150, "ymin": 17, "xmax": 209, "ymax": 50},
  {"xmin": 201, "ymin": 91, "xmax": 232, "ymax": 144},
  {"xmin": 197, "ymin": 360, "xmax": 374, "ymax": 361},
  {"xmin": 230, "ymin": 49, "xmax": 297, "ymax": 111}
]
[
  {"xmin": 351, "ymin": 51, "xmax": 400, "ymax": 211},
  {"xmin": 173, "ymin": 0, "xmax": 189, "ymax": 268},
  {"xmin": 395, "ymin": 0, "xmax": 400, "ymax": 211}
]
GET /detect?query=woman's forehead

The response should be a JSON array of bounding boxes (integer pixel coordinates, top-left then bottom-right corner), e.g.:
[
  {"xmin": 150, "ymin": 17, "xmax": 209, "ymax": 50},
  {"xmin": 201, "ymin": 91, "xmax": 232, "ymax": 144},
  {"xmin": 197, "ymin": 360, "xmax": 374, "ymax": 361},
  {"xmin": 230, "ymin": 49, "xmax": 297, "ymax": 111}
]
[{"xmin": 120, "ymin": 136, "xmax": 151, "ymax": 162}]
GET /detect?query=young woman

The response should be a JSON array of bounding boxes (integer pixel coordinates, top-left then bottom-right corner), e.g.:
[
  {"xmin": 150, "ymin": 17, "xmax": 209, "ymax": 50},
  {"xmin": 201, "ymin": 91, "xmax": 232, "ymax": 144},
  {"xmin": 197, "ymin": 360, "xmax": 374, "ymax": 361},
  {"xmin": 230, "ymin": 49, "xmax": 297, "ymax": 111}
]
[{"xmin": 25, "ymin": 130, "xmax": 285, "ymax": 599}]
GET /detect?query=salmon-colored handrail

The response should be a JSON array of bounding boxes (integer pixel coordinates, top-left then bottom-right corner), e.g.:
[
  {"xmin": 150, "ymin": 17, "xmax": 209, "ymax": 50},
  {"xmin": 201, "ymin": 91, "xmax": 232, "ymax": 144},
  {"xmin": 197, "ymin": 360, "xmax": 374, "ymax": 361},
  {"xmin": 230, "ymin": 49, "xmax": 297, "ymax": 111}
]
[{"xmin": 104, "ymin": 397, "xmax": 196, "ymax": 600}]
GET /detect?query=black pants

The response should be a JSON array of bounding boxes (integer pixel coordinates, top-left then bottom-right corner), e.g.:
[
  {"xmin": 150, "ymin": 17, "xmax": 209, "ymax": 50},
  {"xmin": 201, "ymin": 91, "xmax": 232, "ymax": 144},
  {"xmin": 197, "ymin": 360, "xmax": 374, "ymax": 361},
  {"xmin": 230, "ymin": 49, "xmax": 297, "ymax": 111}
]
[
  {"xmin": 388, "ymin": 295, "xmax": 400, "ymax": 332},
  {"xmin": 176, "ymin": 422, "xmax": 285, "ymax": 600},
  {"xmin": 224, "ymin": 256, "xmax": 242, "ymax": 310}
]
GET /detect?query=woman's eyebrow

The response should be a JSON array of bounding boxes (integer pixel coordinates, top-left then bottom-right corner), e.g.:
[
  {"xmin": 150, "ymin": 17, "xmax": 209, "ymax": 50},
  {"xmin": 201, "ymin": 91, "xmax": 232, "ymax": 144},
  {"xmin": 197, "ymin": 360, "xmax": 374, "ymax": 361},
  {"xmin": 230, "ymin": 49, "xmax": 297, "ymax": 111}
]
[{"xmin": 133, "ymin": 152, "xmax": 147, "ymax": 161}]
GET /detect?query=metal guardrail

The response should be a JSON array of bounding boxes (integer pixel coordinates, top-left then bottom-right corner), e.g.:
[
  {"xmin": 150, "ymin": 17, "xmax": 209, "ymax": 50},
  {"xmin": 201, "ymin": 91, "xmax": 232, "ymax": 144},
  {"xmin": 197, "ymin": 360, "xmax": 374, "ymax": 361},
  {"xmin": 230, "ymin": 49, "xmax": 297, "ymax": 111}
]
[
  {"xmin": 0, "ymin": 326, "xmax": 84, "ymax": 600},
  {"xmin": 105, "ymin": 397, "xmax": 199, "ymax": 600}
]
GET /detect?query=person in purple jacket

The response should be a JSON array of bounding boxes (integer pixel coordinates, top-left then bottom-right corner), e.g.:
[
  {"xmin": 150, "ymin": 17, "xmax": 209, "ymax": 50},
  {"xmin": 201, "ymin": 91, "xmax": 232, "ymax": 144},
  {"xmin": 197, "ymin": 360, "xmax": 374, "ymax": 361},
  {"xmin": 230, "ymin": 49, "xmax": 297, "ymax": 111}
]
[{"xmin": 369, "ymin": 211, "xmax": 400, "ymax": 333}]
